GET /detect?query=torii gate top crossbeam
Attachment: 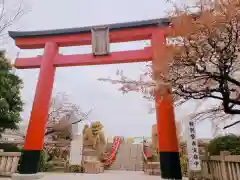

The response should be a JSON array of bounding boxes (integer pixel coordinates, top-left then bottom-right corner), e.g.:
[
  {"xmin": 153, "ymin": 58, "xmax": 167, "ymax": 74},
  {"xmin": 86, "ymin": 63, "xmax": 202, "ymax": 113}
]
[{"xmin": 8, "ymin": 18, "xmax": 170, "ymax": 49}]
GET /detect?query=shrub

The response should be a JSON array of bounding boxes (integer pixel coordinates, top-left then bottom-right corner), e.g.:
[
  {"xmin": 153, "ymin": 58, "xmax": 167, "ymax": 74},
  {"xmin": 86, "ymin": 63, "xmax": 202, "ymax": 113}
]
[
  {"xmin": 207, "ymin": 134, "xmax": 240, "ymax": 155},
  {"xmin": 68, "ymin": 164, "xmax": 85, "ymax": 173},
  {"xmin": 180, "ymin": 154, "xmax": 188, "ymax": 177},
  {"xmin": 147, "ymin": 150, "xmax": 159, "ymax": 162},
  {"xmin": 38, "ymin": 149, "xmax": 50, "ymax": 172},
  {"xmin": 0, "ymin": 143, "xmax": 21, "ymax": 152}
]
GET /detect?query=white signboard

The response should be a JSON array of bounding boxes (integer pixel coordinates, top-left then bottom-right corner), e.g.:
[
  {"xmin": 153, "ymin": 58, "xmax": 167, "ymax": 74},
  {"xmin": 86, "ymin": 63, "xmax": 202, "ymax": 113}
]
[
  {"xmin": 186, "ymin": 120, "xmax": 201, "ymax": 171},
  {"xmin": 166, "ymin": 37, "xmax": 184, "ymax": 46}
]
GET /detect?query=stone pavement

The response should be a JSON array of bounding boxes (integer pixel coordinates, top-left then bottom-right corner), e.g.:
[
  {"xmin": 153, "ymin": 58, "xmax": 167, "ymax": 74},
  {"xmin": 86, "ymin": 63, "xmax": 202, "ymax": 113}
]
[{"xmin": 1, "ymin": 171, "xmax": 188, "ymax": 180}]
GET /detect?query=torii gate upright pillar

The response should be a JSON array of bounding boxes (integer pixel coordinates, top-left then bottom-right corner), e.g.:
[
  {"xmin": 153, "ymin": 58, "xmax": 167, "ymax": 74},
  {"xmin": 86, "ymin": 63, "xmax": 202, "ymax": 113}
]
[
  {"xmin": 19, "ymin": 42, "xmax": 58, "ymax": 174},
  {"xmin": 9, "ymin": 18, "xmax": 182, "ymax": 179},
  {"xmin": 152, "ymin": 31, "xmax": 181, "ymax": 179}
]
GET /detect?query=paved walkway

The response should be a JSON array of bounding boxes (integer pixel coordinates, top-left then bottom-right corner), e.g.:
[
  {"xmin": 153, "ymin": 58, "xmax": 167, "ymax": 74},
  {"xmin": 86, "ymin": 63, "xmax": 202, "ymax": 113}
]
[
  {"xmin": 4, "ymin": 171, "xmax": 188, "ymax": 180},
  {"xmin": 41, "ymin": 171, "xmax": 161, "ymax": 180},
  {"xmin": 40, "ymin": 171, "xmax": 187, "ymax": 180}
]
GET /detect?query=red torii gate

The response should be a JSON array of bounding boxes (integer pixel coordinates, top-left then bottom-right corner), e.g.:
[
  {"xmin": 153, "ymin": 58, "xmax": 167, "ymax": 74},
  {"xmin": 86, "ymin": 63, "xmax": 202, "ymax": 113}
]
[{"xmin": 9, "ymin": 18, "xmax": 182, "ymax": 179}]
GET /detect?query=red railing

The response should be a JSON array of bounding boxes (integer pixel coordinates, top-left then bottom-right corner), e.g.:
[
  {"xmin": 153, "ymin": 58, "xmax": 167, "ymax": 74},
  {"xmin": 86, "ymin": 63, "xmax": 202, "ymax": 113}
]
[
  {"xmin": 103, "ymin": 136, "xmax": 121, "ymax": 166},
  {"xmin": 142, "ymin": 149, "xmax": 149, "ymax": 167}
]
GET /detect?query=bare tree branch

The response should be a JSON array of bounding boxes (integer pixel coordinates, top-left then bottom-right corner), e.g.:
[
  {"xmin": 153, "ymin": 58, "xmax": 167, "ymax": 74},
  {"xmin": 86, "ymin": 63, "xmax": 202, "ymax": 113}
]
[
  {"xmin": 0, "ymin": 0, "xmax": 28, "ymax": 43},
  {"xmin": 223, "ymin": 120, "xmax": 240, "ymax": 129}
]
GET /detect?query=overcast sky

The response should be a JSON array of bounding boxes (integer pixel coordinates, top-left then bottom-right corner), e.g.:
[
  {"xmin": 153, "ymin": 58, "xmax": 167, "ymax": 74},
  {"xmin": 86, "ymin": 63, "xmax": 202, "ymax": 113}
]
[{"xmin": 4, "ymin": 0, "xmax": 240, "ymax": 139}]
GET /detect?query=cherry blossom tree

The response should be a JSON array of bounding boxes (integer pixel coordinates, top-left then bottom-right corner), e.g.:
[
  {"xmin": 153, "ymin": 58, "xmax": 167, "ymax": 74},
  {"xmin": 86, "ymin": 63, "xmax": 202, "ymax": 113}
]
[{"xmin": 99, "ymin": 0, "xmax": 240, "ymax": 129}]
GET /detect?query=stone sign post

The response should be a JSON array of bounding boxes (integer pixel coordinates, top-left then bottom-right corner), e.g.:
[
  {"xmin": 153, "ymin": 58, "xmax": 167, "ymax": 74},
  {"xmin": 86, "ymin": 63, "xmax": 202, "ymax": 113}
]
[
  {"xmin": 69, "ymin": 113, "xmax": 86, "ymax": 166},
  {"xmin": 184, "ymin": 118, "xmax": 202, "ymax": 179}
]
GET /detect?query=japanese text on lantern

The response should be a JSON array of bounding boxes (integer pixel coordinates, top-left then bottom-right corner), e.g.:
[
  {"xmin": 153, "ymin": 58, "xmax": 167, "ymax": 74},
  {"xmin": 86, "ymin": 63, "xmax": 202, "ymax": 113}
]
[{"xmin": 186, "ymin": 120, "xmax": 201, "ymax": 171}]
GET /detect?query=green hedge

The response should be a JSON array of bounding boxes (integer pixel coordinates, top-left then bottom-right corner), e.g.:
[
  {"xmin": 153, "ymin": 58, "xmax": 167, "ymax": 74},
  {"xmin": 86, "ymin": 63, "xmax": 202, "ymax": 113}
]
[
  {"xmin": 0, "ymin": 143, "xmax": 21, "ymax": 152},
  {"xmin": 207, "ymin": 134, "xmax": 240, "ymax": 155}
]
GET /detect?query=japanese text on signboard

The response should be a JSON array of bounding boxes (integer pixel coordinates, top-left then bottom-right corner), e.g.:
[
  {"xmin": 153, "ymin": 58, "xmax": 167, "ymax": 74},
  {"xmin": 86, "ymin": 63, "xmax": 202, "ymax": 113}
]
[{"xmin": 186, "ymin": 120, "xmax": 201, "ymax": 171}]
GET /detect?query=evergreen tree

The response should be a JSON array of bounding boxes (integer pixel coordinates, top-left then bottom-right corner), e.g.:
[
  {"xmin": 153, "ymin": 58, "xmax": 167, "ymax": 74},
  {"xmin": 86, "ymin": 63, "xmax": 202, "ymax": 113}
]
[{"xmin": 0, "ymin": 51, "xmax": 23, "ymax": 133}]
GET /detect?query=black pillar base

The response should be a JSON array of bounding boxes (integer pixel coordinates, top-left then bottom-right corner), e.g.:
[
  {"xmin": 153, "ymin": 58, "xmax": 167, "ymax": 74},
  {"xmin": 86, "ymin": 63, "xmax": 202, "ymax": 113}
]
[
  {"xmin": 19, "ymin": 150, "xmax": 41, "ymax": 174},
  {"xmin": 159, "ymin": 151, "xmax": 182, "ymax": 179}
]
